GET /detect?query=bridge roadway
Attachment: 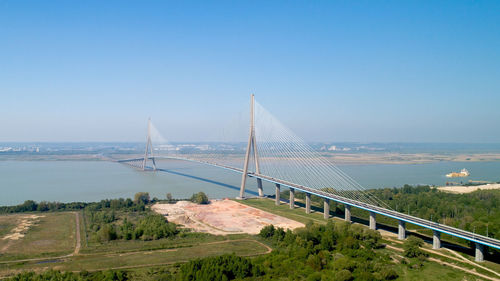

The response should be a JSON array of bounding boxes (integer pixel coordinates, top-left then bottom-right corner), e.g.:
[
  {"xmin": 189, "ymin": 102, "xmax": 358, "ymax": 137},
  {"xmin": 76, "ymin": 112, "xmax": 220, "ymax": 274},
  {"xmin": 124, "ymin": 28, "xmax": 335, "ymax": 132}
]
[{"xmin": 118, "ymin": 156, "xmax": 500, "ymax": 254}]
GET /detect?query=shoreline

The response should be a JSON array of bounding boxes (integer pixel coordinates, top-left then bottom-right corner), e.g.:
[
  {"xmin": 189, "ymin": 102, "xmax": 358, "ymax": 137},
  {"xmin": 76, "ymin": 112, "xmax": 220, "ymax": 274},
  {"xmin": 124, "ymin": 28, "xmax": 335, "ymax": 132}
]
[
  {"xmin": 436, "ymin": 183, "xmax": 500, "ymax": 194},
  {"xmin": 1, "ymin": 152, "xmax": 500, "ymax": 165}
]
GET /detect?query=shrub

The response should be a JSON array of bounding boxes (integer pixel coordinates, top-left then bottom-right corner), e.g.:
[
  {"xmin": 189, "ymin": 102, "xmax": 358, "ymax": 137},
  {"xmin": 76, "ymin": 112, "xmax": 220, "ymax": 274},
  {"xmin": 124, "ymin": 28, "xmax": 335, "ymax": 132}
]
[
  {"xmin": 134, "ymin": 214, "xmax": 178, "ymax": 240},
  {"xmin": 403, "ymin": 236, "xmax": 427, "ymax": 259},
  {"xmin": 335, "ymin": 269, "xmax": 352, "ymax": 281},
  {"xmin": 178, "ymin": 254, "xmax": 255, "ymax": 281},
  {"xmin": 259, "ymin": 225, "xmax": 275, "ymax": 238},
  {"xmin": 134, "ymin": 192, "xmax": 150, "ymax": 205},
  {"xmin": 98, "ymin": 224, "xmax": 117, "ymax": 242},
  {"xmin": 377, "ymin": 267, "xmax": 398, "ymax": 280},
  {"xmin": 190, "ymin": 192, "xmax": 209, "ymax": 204}
]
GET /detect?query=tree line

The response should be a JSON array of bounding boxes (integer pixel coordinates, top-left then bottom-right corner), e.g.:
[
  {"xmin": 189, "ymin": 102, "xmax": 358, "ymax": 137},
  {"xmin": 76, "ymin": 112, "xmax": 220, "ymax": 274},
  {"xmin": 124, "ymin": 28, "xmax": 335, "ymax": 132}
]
[
  {"xmin": 82, "ymin": 192, "xmax": 180, "ymax": 242},
  {"xmin": 370, "ymin": 185, "xmax": 500, "ymax": 240},
  {"xmin": 280, "ymin": 184, "xmax": 500, "ymax": 241},
  {"xmin": 0, "ymin": 191, "xmax": 210, "ymax": 214}
]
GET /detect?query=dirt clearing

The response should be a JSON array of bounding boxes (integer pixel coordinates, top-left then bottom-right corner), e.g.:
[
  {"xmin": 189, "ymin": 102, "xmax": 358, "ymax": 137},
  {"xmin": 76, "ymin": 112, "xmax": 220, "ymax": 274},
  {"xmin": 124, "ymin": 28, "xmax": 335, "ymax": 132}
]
[
  {"xmin": 1, "ymin": 214, "xmax": 44, "ymax": 252},
  {"xmin": 152, "ymin": 199, "xmax": 304, "ymax": 235},
  {"xmin": 1, "ymin": 215, "xmax": 44, "ymax": 241},
  {"xmin": 437, "ymin": 183, "xmax": 500, "ymax": 194}
]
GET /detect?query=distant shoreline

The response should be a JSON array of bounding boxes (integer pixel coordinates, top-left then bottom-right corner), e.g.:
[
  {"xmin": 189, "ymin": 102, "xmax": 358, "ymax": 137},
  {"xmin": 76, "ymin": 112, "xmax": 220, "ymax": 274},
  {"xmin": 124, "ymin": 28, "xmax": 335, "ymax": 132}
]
[
  {"xmin": 325, "ymin": 152, "xmax": 500, "ymax": 164},
  {"xmin": 2, "ymin": 152, "xmax": 500, "ymax": 165}
]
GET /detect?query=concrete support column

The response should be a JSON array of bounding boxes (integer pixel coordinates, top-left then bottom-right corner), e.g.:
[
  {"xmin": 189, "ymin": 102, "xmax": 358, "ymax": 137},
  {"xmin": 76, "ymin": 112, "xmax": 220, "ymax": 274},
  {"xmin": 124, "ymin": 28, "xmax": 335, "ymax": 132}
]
[
  {"xmin": 369, "ymin": 211, "xmax": 376, "ymax": 230},
  {"xmin": 257, "ymin": 179, "xmax": 264, "ymax": 197},
  {"xmin": 323, "ymin": 199, "xmax": 330, "ymax": 219},
  {"xmin": 345, "ymin": 204, "xmax": 351, "ymax": 223},
  {"xmin": 289, "ymin": 188, "xmax": 295, "ymax": 209},
  {"xmin": 275, "ymin": 184, "xmax": 280, "ymax": 205},
  {"xmin": 305, "ymin": 193, "xmax": 311, "ymax": 214},
  {"xmin": 475, "ymin": 243, "xmax": 484, "ymax": 262},
  {"xmin": 398, "ymin": 220, "xmax": 406, "ymax": 240},
  {"xmin": 432, "ymin": 230, "xmax": 441, "ymax": 249}
]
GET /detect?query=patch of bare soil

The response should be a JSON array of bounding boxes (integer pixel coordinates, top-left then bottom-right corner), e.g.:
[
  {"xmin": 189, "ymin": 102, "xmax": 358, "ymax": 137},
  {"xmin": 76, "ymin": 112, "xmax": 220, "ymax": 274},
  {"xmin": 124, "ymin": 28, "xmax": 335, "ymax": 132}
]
[
  {"xmin": 1, "ymin": 215, "xmax": 44, "ymax": 241},
  {"xmin": 152, "ymin": 199, "xmax": 304, "ymax": 235},
  {"xmin": 1, "ymin": 214, "xmax": 45, "ymax": 252},
  {"xmin": 437, "ymin": 183, "xmax": 500, "ymax": 194}
]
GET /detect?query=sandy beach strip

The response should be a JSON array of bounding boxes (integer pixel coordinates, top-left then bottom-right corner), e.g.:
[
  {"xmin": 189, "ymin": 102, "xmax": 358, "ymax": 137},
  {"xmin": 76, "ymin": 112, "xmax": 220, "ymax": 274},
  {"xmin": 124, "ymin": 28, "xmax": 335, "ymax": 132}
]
[{"xmin": 437, "ymin": 183, "xmax": 500, "ymax": 194}]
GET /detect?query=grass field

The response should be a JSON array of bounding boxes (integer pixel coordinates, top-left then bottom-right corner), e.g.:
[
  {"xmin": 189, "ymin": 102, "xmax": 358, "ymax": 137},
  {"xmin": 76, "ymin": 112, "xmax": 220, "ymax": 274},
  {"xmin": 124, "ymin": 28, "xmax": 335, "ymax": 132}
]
[
  {"xmin": 393, "ymin": 258, "xmax": 479, "ymax": 281},
  {"xmin": 0, "ymin": 208, "xmax": 272, "ymax": 279},
  {"xmin": 235, "ymin": 198, "xmax": 328, "ymax": 225},
  {"xmin": 0, "ymin": 216, "xmax": 17, "ymax": 237},
  {"xmin": 0, "ymin": 215, "xmax": 19, "ymax": 251},
  {"xmin": 80, "ymin": 233, "xmax": 227, "ymax": 254},
  {"xmin": 0, "ymin": 238, "xmax": 269, "ymax": 278},
  {"xmin": 0, "ymin": 212, "xmax": 75, "ymax": 261}
]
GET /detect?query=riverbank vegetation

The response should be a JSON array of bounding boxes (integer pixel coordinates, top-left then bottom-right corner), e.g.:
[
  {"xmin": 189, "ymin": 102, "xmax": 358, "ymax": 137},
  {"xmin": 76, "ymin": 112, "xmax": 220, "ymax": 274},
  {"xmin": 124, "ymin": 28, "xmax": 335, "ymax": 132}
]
[{"xmin": 0, "ymin": 198, "xmax": 146, "ymax": 214}]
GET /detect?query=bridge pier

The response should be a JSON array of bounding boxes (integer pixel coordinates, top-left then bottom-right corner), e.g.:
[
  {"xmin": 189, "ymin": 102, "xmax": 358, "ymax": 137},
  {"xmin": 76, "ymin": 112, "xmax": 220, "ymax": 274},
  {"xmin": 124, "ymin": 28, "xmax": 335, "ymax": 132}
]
[
  {"xmin": 289, "ymin": 188, "xmax": 295, "ymax": 209},
  {"xmin": 432, "ymin": 230, "xmax": 441, "ymax": 249},
  {"xmin": 275, "ymin": 184, "xmax": 280, "ymax": 205},
  {"xmin": 369, "ymin": 211, "xmax": 376, "ymax": 230},
  {"xmin": 345, "ymin": 204, "xmax": 351, "ymax": 222},
  {"xmin": 305, "ymin": 193, "xmax": 311, "ymax": 214},
  {"xmin": 257, "ymin": 178, "xmax": 264, "ymax": 197},
  {"xmin": 323, "ymin": 199, "xmax": 330, "ymax": 219},
  {"xmin": 475, "ymin": 243, "xmax": 484, "ymax": 262},
  {"xmin": 398, "ymin": 220, "xmax": 406, "ymax": 240}
]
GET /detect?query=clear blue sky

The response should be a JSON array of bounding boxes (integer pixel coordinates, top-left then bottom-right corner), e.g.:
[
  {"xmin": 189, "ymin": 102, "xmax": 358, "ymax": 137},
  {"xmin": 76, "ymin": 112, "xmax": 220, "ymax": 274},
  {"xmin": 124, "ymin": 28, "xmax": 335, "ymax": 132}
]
[{"xmin": 1, "ymin": 1, "xmax": 499, "ymax": 142}]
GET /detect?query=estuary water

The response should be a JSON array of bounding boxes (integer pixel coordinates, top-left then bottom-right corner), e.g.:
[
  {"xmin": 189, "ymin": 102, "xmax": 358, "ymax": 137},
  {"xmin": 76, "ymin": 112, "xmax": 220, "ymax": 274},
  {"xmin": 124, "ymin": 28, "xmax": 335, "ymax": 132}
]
[{"xmin": 1, "ymin": 160, "xmax": 500, "ymax": 206}]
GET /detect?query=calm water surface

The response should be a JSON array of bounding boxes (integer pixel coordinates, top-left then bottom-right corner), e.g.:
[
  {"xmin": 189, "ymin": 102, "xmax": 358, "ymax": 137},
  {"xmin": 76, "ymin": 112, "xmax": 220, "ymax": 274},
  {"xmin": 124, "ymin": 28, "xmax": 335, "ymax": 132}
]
[{"xmin": 1, "ymin": 160, "xmax": 499, "ymax": 205}]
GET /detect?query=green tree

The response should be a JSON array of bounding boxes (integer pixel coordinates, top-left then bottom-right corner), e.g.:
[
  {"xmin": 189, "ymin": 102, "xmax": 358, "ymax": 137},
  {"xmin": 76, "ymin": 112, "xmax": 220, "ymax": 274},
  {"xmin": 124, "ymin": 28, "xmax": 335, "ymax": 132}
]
[
  {"xmin": 403, "ymin": 236, "xmax": 427, "ymax": 259},
  {"xmin": 134, "ymin": 192, "xmax": 150, "ymax": 205},
  {"xmin": 134, "ymin": 214, "xmax": 178, "ymax": 240},
  {"xmin": 98, "ymin": 224, "xmax": 117, "ymax": 242},
  {"xmin": 335, "ymin": 269, "xmax": 353, "ymax": 281},
  {"xmin": 190, "ymin": 192, "xmax": 209, "ymax": 204},
  {"xmin": 259, "ymin": 225, "xmax": 275, "ymax": 238},
  {"xmin": 178, "ymin": 254, "xmax": 255, "ymax": 281}
]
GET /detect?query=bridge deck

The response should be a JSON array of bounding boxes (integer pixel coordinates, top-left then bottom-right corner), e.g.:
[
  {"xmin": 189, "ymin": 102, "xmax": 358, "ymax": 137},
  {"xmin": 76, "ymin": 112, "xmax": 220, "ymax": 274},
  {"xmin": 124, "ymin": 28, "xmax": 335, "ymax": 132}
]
[{"xmin": 118, "ymin": 156, "xmax": 500, "ymax": 250}]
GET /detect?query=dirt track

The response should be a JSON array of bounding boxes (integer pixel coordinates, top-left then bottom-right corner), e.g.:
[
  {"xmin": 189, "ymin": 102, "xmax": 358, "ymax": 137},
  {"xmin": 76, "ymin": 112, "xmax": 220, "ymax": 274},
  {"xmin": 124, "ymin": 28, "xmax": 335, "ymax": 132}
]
[
  {"xmin": 74, "ymin": 212, "xmax": 80, "ymax": 255},
  {"xmin": 384, "ymin": 239, "xmax": 500, "ymax": 281}
]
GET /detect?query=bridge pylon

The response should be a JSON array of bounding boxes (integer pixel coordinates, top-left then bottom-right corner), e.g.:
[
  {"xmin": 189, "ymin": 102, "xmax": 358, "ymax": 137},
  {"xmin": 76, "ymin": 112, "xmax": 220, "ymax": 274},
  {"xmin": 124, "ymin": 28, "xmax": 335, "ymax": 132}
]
[
  {"xmin": 142, "ymin": 118, "xmax": 157, "ymax": 171},
  {"xmin": 239, "ymin": 94, "xmax": 264, "ymax": 199}
]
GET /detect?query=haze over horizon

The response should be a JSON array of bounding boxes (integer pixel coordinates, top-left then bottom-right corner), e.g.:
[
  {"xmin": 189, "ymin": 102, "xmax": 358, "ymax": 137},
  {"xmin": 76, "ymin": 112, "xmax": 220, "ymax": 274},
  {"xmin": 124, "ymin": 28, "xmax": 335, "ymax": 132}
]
[{"xmin": 1, "ymin": 1, "xmax": 499, "ymax": 143}]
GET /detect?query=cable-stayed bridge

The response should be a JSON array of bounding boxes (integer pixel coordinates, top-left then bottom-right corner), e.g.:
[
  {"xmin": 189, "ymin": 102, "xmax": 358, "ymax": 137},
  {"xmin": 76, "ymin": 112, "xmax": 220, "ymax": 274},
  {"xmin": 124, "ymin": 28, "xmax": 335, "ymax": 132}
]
[{"xmin": 117, "ymin": 95, "xmax": 499, "ymax": 262}]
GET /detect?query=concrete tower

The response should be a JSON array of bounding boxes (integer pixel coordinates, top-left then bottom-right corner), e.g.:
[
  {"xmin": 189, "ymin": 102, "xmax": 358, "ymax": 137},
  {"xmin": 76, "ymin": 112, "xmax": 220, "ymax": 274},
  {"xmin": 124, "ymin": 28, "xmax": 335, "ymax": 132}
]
[
  {"xmin": 142, "ymin": 118, "xmax": 157, "ymax": 171},
  {"xmin": 239, "ymin": 94, "xmax": 263, "ymax": 198}
]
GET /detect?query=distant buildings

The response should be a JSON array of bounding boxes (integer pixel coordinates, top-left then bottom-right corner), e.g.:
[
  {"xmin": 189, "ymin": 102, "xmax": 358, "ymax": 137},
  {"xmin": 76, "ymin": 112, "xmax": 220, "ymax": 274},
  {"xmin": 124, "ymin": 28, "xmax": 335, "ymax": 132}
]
[
  {"xmin": 0, "ymin": 146, "xmax": 40, "ymax": 153},
  {"xmin": 321, "ymin": 145, "xmax": 352, "ymax": 152}
]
